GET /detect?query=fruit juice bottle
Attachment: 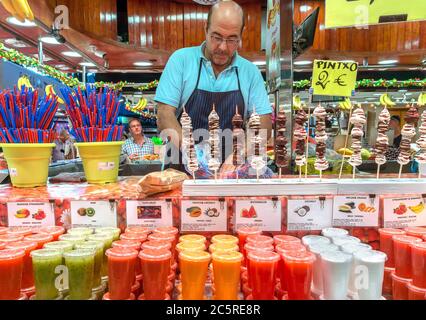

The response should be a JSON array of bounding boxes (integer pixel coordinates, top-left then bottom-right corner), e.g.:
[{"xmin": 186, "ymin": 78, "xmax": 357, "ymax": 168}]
[
  {"xmin": 148, "ymin": 233, "xmax": 176, "ymax": 258},
  {"xmin": 0, "ymin": 249, "xmax": 25, "ymax": 300},
  {"xmin": 308, "ymin": 243, "xmax": 339, "ymax": 296},
  {"xmin": 154, "ymin": 226, "xmax": 179, "ymax": 249},
  {"xmin": 404, "ymin": 227, "xmax": 426, "ymax": 239},
  {"xmin": 411, "ymin": 242, "xmax": 426, "ymax": 289},
  {"xmin": 64, "ymin": 249, "xmax": 95, "ymax": 300},
  {"xmin": 276, "ymin": 243, "xmax": 307, "ymax": 293},
  {"xmin": 301, "ymin": 235, "xmax": 331, "ymax": 248},
  {"xmin": 282, "ymin": 251, "xmax": 316, "ymax": 300},
  {"xmin": 179, "ymin": 250, "xmax": 211, "ymax": 300},
  {"xmin": 7, "ymin": 227, "xmax": 33, "ymax": 237},
  {"xmin": 0, "ymin": 227, "xmax": 8, "ymax": 235},
  {"xmin": 391, "ymin": 272, "xmax": 410, "ymax": 300},
  {"xmin": 212, "ymin": 251, "xmax": 243, "ymax": 300},
  {"xmin": 209, "ymin": 242, "xmax": 239, "ymax": 254},
  {"xmin": 139, "ymin": 248, "xmax": 171, "ymax": 300},
  {"xmin": 179, "ymin": 234, "xmax": 207, "ymax": 245},
  {"xmin": 236, "ymin": 226, "xmax": 261, "ymax": 254},
  {"xmin": 58, "ymin": 234, "xmax": 86, "ymax": 248},
  {"xmin": 24, "ymin": 233, "xmax": 54, "ymax": 249},
  {"xmin": 125, "ymin": 226, "xmax": 151, "ymax": 236},
  {"xmin": 112, "ymin": 240, "xmax": 142, "ymax": 278},
  {"xmin": 141, "ymin": 240, "xmax": 172, "ymax": 251},
  {"xmin": 378, "ymin": 228, "xmax": 406, "ymax": 268},
  {"xmin": 176, "ymin": 241, "xmax": 206, "ymax": 254},
  {"xmin": 6, "ymin": 241, "xmax": 38, "ymax": 291},
  {"xmin": 120, "ymin": 232, "xmax": 147, "ymax": 244},
  {"xmin": 392, "ymin": 235, "xmax": 422, "ymax": 278},
  {"xmin": 95, "ymin": 227, "xmax": 121, "ymax": 241},
  {"xmin": 211, "ymin": 234, "xmax": 239, "ymax": 246},
  {"xmin": 75, "ymin": 241, "xmax": 105, "ymax": 289},
  {"xmin": 37, "ymin": 226, "xmax": 65, "ymax": 241},
  {"xmin": 244, "ymin": 242, "xmax": 274, "ymax": 289},
  {"xmin": 106, "ymin": 247, "xmax": 138, "ymax": 300},
  {"xmin": 247, "ymin": 250, "xmax": 280, "ymax": 300},
  {"xmin": 31, "ymin": 249, "xmax": 63, "ymax": 300},
  {"xmin": 0, "ymin": 234, "xmax": 24, "ymax": 243},
  {"xmin": 0, "ymin": 242, "xmax": 5, "ymax": 250},
  {"xmin": 67, "ymin": 227, "xmax": 93, "ymax": 237},
  {"xmin": 320, "ymin": 251, "xmax": 353, "ymax": 300},
  {"xmin": 330, "ymin": 236, "xmax": 361, "ymax": 249},
  {"xmin": 246, "ymin": 235, "xmax": 274, "ymax": 246},
  {"xmin": 87, "ymin": 233, "xmax": 114, "ymax": 277},
  {"xmin": 407, "ymin": 282, "xmax": 426, "ymax": 300},
  {"xmin": 273, "ymin": 235, "xmax": 301, "ymax": 247}
]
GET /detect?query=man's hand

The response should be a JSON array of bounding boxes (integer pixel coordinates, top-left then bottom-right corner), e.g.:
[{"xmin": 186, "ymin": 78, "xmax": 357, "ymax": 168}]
[
  {"xmin": 128, "ymin": 154, "xmax": 139, "ymax": 161},
  {"xmin": 157, "ymin": 103, "xmax": 183, "ymax": 148}
]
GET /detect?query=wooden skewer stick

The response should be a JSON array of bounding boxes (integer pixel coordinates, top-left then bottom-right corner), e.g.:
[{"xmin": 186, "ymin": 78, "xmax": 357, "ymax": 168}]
[
  {"xmin": 305, "ymin": 105, "xmax": 312, "ymax": 179},
  {"xmin": 376, "ymin": 164, "xmax": 381, "ymax": 180},
  {"xmin": 279, "ymin": 168, "xmax": 282, "ymax": 181},
  {"xmin": 319, "ymin": 170, "xmax": 322, "ymax": 182},
  {"xmin": 338, "ymin": 106, "xmax": 354, "ymax": 180},
  {"xmin": 352, "ymin": 167, "xmax": 356, "ymax": 180},
  {"xmin": 299, "ymin": 165, "xmax": 302, "ymax": 181},
  {"xmin": 398, "ymin": 165, "xmax": 403, "ymax": 179}
]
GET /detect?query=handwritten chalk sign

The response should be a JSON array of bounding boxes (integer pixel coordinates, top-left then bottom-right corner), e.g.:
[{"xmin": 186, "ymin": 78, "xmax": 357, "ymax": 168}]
[{"xmin": 311, "ymin": 60, "xmax": 358, "ymax": 97}]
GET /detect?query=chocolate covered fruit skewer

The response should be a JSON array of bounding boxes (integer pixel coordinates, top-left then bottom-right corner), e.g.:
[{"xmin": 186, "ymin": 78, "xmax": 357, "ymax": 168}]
[
  {"xmin": 275, "ymin": 109, "xmax": 288, "ymax": 180},
  {"xmin": 397, "ymin": 104, "xmax": 419, "ymax": 178},
  {"xmin": 416, "ymin": 110, "xmax": 426, "ymax": 178},
  {"xmin": 294, "ymin": 109, "xmax": 308, "ymax": 181},
  {"xmin": 208, "ymin": 105, "xmax": 221, "ymax": 181},
  {"xmin": 374, "ymin": 107, "xmax": 391, "ymax": 179},
  {"xmin": 348, "ymin": 107, "xmax": 366, "ymax": 179},
  {"xmin": 232, "ymin": 106, "xmax": 244, "ymax": 181},
  {"xmin": 180, "ymin": 107, "xmax": 198, "ymax": 180},
  {"xmin": 313, "ymin": 104, "xmax": 329, "ymax": 181},
  {"xmin": 248, "ymin": 107, "xmax": 265, "ymax": 181}
]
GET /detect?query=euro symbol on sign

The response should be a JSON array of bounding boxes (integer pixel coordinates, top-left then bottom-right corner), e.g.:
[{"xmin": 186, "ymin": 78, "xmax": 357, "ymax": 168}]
[{"xmin": 334, "ymin": 74, "xmax": 347, "ymax": 87}]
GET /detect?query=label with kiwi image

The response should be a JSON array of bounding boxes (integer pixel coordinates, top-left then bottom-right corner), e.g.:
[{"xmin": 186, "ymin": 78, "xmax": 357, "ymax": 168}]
[{"xmin": 70, "ymin": 201, "xmax": 117, "ymax": 228}]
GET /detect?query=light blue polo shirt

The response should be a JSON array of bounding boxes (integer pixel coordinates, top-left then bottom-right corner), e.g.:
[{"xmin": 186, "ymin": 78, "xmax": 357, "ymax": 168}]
[{"xmin": 154, "ymin": 43, "xmax": 272, "ymax": 119}]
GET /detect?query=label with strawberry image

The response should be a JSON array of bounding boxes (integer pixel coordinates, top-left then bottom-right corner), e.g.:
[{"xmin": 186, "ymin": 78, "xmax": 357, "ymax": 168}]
[
  {"xmin": 181, "ymin": 200, "xmax": 227, "ymax": 232},
  {"xmin": 287, "ymin": 197, "xmax": 333, "ymax": 231},
  {"xmin": 383, "ymin": 196, "xmax": 426, "ymax": 228},
  {"xmin": 235, "ymin": 199, "xmax": 282, "ymax": 232},
  {"xmin": 332, "ymin": 195, "xmax": 379, "ymax": 227},
  {"xmin": 7, "ymin": 202, "xmax": 55, "ymax": 227}
]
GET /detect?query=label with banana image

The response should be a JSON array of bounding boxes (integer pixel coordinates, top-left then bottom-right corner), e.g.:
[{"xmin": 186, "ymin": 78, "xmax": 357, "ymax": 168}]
[
  {"xmin": 383, "ymin": 196, "xmax": 426, "ymax": 228},
  {"xmin": 333, "ymin": 195, "xmax": 379, "ymax": 227},
  {"xmin": 7, "ymin": 202, "xmax": 54, "ymax": 227}
]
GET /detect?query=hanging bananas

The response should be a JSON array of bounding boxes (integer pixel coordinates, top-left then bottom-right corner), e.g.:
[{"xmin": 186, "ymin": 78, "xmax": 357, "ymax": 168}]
[
  {"xmin": 45, "ymin": 85, "xmax": 65, "ymax": 104},
  {"xmin": 0, "ymin": 0, "xmax": 34, "ymax": 22},
  {"xmin": 417, "ymin": 92, "xmax": 426, "ymax": 107},
  {"xmin": 17, "ymin": 75, "xmax": 33, "ymax": 90},
  {"xmin": 134, "ymin": 97, "xmax": 148, "ymax": 111},
  {"xmin": 338, "ymin": 97, "xmax": 352, "ymax": 111},
  {"xmin": 379, "ymin": 93, "xmax": 396, "ymax": 107}
]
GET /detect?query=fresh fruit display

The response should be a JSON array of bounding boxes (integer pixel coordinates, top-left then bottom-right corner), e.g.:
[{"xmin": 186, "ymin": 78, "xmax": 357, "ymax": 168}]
[
  {"xmin": 241, "ymin": 206, "xmax": 257, "ymax": 218},
  {"xmin": 379, "ymin": 93, "xmax": 396, "ymax": 107},
  {"xmin": 0, "ymin": 0, "xmax": 34, "ymax": 23},
  {"xmin": 408, "ymin": 202, "xmax": 425, "ymax": 214},
  {"xmin": 393, "ymin": 203, "xmax": 408, "ymax": 215},
  {"xmin": 14, "ymin": 208, "xmax": 30, "ymax": 219},
  {"xmin": 186, "ymin": 207, "xmax": 202, "ymax": 218}
]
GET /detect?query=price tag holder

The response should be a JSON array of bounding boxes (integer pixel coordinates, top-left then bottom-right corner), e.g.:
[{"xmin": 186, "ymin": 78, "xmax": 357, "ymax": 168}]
[
  {"xmin": 235, "ymin": 198, "xmax": 282, "ymax": 232},
  {"xmin": 7, "ymin": 202, "xmax": 55, "ymax": 227},
  {"xmin": 126, "ymin": 199, "xmax": 173, "ymax": 229},
  {"xmin": 181, "ymin": 200, "xmax": 227, "ymax": 232},
  {"xmin": 70, "ymin": 200, "xmax": 117, "ymax": 228},
  {"xmin": 287, "ymin": 197, "xmax": 333, "ymax": 231},
  {"xmin": 383, "ymin": 195, "xmax": 426, "ymax": 228},
  {"xmin": 332, "ymin": 195, "xmax": 379, "ymax": 227}
]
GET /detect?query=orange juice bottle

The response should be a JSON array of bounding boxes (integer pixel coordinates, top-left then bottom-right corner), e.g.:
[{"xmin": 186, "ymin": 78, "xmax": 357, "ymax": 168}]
[
  {"xmin": 212, "ymin": 251, "xmax": 243, "ymax": 300},
  {"xmin": 179, "ymin": 250, "xmax": 210, "ymax": 300}
]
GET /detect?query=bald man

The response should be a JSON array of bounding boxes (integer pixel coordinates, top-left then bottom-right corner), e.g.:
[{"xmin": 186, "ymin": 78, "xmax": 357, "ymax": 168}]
[{"xmin": 156, "ymin": 0, "xmax": 272, "ymax": 164}]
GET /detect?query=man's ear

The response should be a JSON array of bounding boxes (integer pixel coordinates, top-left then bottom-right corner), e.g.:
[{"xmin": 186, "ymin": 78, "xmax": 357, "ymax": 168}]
[{"xmin": 204, "ymin": 22, "xmax": 208, "ymax": 35}]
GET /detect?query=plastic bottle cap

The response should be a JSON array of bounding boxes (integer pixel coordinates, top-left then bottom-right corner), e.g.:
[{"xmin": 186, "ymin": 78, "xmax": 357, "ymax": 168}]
[
  {"xmin": 282, "ymin": 250, "xmax": 316, "ymax": 263},
  {"xmin": 87, "ymin": 234, "xmax": 114, "ymax": 242},
  {"xmin": 75, "ymin": 241, "xmax": 104, "ymax": 251},
  {"xmin": 141, "ymin": 240, "xmax": 172, "ymax": 251},
  {"xmin": 179, "ymin": 250, "xmax": 211, "ymax": 262},
  {"xmin": 247, "ymin": 250, "xmax": 280, "ymax": 263},
  {"xmin": 391, "ymin": 272, "xmax": 411, "ymax": 283},
  {"xmin": 273, "ymin": 235, "xmax": 301, "ymax": 245},
  {"xmin": 211, "ymin": 235, "xmax": 239, "ymax": 245},
  {"xmin": 308, "ymin": 243, "xmax": 339, "ymax": 255},
  {"xmin": 407, "ymin": 282, "xmax": 426, "ymax": 294},
  {"xmin": 154, "ymin": 226, "xmax": 179, "ymax": 235},
  {"xmin": 236, "ymin": 226, "xmax": 261, "ymax": 236},
  {"xmin": 106, "ymin": 247, "xmax": 139, "ymax": 259},
  {"xmin": 411, "ymin": 242, "xmax": 426, "ymax": 251},
  {"xmin": 275, "ymin": 243, "xmax": 307, "ymax": 255},
  {"xmin": 246, "ymin": 235, "xmax": 274, "ymax": 246},
  {"xmin": 404, "ymin": 227, "xmax": 426, "ymax": 237},
  {"xmin": 353, "ymin": 249, "xmax": 387, "ymax": 263},
  {"xmin": 24, "ymin": 233, "xmax": 54, "ymax": 243},
  {"xmin": 212, "ymin": 250, "xmax": 243, "ymax": 263},
  {"xmin": 95, "ymin": 227, "xmax": 120, "ymax": 234},
  {"xmin": 43, "ymin": 241, "xmax": 74, "ymax": 252},
  {"xmin": 331, "ymin": 236, "xmax": 361, "ymax": 246},
  {"xmin": 125, "ymin": 226, "xmax": 151, "ymax": 235},
  {"xmin": 392, "ymin": 235, "xmax": 423, "ymax": 245},
  {"xmin": 302, "ymin": 235, "xmax": 331, "ymax": 246},
  {"xmin": 209, "ymin": 242, "xmax": 239, "ymax": 253},
  {"xmin": 321, "ymin": 228, "xmax": 349, "ymax": 238},
  {"xmin": 0, "ymin": 234, "xmax": 24, "ymax": 243},
  {"xmin": 7, "ymin": 227, "xmax": 33, "ymax": 236},
  {"xmin": 63, "ymin": 249, "xmax": 95, "ymax": 259},
  {"xmin": 112, "ymin": 240, "xmax": 141, "ymax": 251},
  {"xmin": 139, "ymin": 248, "xmax": 171, "ymax": 261},
  {"xmin": 6, "ymin": 240, "xmax": 38, "ymax": 252},
  {"xmin": 378, "ymin": 228, "xmax": 406, "ymax": 236},
  {"xmin": 38, "ymin": 226, "xmax": 65, "ymax": 235},
  {"xmin": 176, "ymin": 241, "xmax": 205, "ymax": 253},
  {"xmin": 67, "ymin": 227, "xmax": 93, "ymax": 236},
  {"xmin": 320, "ymin": 250, "xmax": 353, "ymax": 264},
  {"xmin": 148, "ymin": 233, "xmax": 175, "ymax": 242},
  {"xmin": 244, "ymin": 242, "xmax": 274, "ymax": 253},
  {"xmin": 179, "ymin": 234, "xmax": 206, "ymax": 243},
  {"xmin": 120, "ymin": 233, "xmax": 147, "ymax": 242},
  {"xmin": 59, "ymin": 234, "xmax": 87, "ymax": 241},
  {"xmin": 340, "ymin": 242, "xmax": 372, "ymax": 254},
  {"xmin": 0, "ymin": 248, "xmax": 25, "ymax": 260}
]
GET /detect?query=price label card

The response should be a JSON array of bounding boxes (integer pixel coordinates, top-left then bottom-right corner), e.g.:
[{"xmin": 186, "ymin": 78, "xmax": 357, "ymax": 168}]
[
  {"xmin": 7, "ymin": 202, "xmax": 55, "ymax": 227},
  {"xmin": 383, "ymin": 196, "xmax": 426, "ymax": 228},
  {"xmin": 287, "ymin": 198, "xmax": 333, "ymax": 231},
  {"xmin": 71, "ymin": 201, "xmax": 117, "ymax": 228},
  {"xmin": 333, "ymin": 196, "xmax": 379, "ymax": 227},
  {"xmin": 235, "ymin": 199, "xmax": 282, "ymax": 232},
  {"xmin": 126, "ymin": 200, "xmax": 173, "ymax": 229},
  {"xmin": 181, "ymin": 200, "xmax": 227, "ymax": 232}
]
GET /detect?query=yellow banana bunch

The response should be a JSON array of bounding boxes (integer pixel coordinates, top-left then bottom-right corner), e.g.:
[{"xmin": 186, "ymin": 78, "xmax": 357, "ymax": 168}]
[
  {"xmin": 293, "ymin": 94, "xmax": 302, "ymax": 110},
  {"xmin": 134, "ymin": 98, "xmax": 147, "ymax": 111},
  {"xmin": 417, "ymin": 92, "xmax": 426, "ymax": 107},
  {"xmin": 0, "ymin": 0, "xmax": 34, "ymax": 22},
  {"xmin": 45, "ymin": 85, "xmax": 65, "ymax": 104},
  {"xmin": 338, "ymin": 98, "xmax": 352, "ymax": 111},
  {"xmin": 17, "ymin": 75, "xmax": 33, "ymax": 90},
  {"xmin": 380, "ymin": 93, "xmax": 396, "ymax": 107}
]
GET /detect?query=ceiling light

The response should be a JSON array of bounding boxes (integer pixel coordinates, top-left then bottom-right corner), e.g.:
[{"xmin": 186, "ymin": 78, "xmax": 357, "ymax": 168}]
[
  {"xmin": 40, "ymin": 36, "xmax": 61, "ymax": 45},
  {"xmin": 32, "ymin": 54, "xmax": 52, "ymax": 61},
  {"xmin": 79, "ymin": 62, "xmax": 96, "ymax": 67},
  {"xmin": 253, "ymin": 61, "xmax": 266, "ymax": 66},
  {"xmin": 88, "ymin": 69, "xmax": 98, "ymax": 73},
  {"xmin": 55, "ymin": 64, "xmax": 70, "ymax": 70},
  {"xmin": 134, "ymin": 61, "xmax": 153, "ymax": 67},
  {"xmin": 378, "ymin": 59, "xmax": 398, "ymax": 65},
  {"xmin": 62, "ymin": 51, "xmax": 82, "ymax": 58},
  {"xmin": 294, "ymin": 60, "xmax": 312, "ymax": 66},
  {"xmin": 6, "ymin": 17, "xmax": 36, "ymax": 27},
  {"xmin": 300, "ymin": 5, "xmax": 312, "ymax": 13},
  {"xmin": 4, "ymin": 38, "xmax": 28, "ymax": 48}
]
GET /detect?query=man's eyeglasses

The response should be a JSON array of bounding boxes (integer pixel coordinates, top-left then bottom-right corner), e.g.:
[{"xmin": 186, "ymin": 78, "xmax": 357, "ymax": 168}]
[{"xmin": 209, "ymin": 34, "xmax": 240, "ymax": 48}]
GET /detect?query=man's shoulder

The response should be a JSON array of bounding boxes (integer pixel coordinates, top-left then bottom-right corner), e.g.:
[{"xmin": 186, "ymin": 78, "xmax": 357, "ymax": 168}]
[
  {"xmin": 235, "ymin": 55, "xmax": 259, "ymax": 73},
  {"xmin": 170, "ymin": 46, "xmax": 201, "ymax": 62}
]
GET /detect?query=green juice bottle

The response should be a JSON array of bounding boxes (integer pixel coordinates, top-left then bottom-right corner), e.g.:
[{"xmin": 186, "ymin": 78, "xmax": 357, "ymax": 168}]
[
  {"xmin": 64, "ymin": 249, "xmax": 95, "ymax": 300},
  {"xmin": 31, "ymin": 249, "xmax": 63, "ymax": 300}
]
